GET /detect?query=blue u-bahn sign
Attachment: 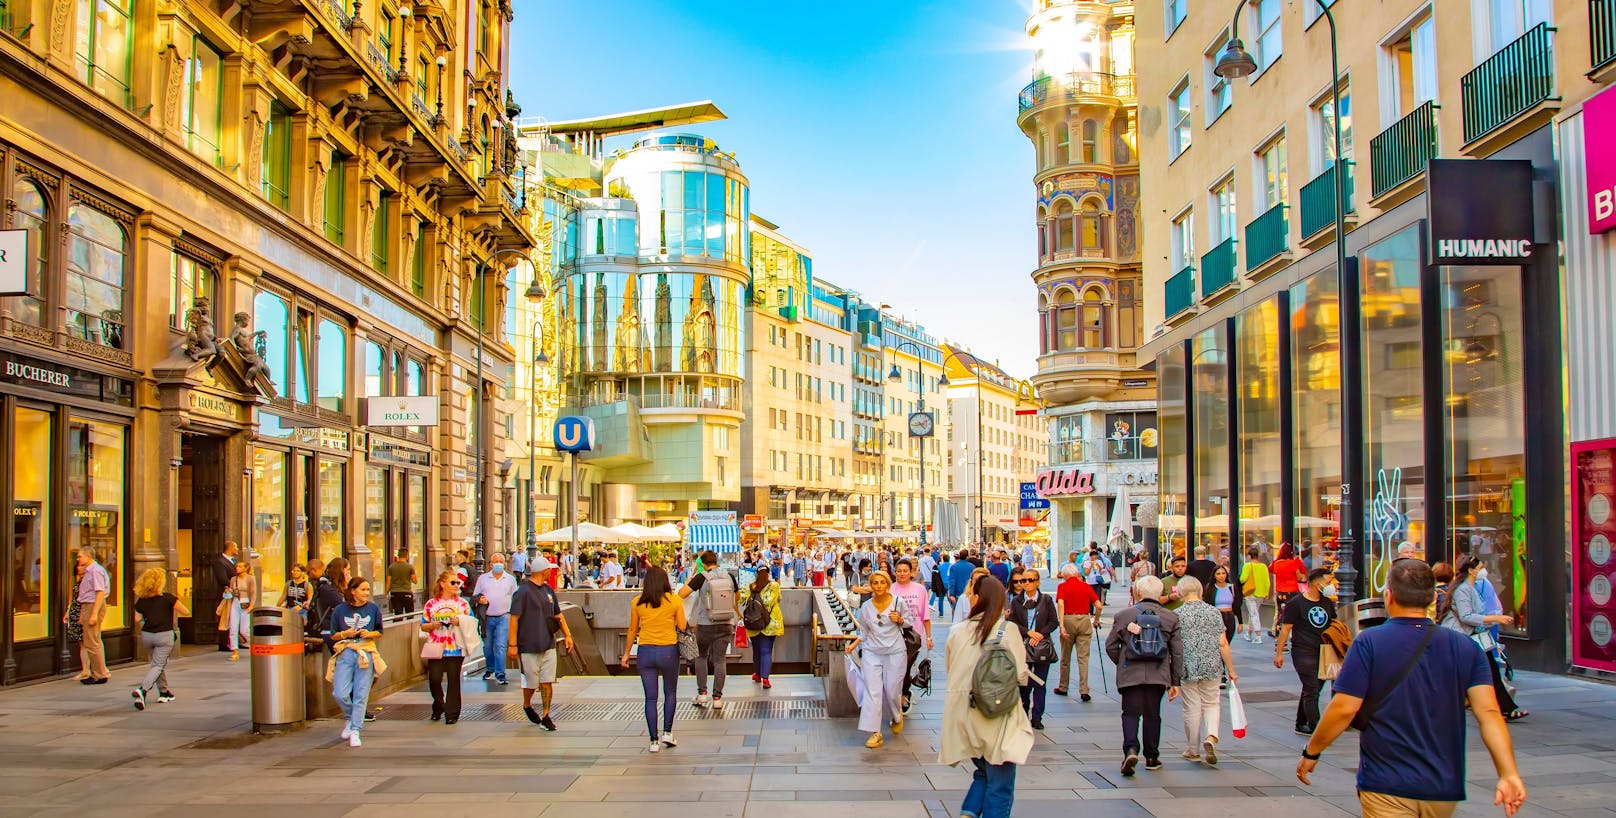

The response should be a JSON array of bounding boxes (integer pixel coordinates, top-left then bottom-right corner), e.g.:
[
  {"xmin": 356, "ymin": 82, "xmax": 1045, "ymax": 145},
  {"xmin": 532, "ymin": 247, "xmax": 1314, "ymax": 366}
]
[{"xmin": 553, "ymin": 416, "xmax": 596, "ymax": 453}]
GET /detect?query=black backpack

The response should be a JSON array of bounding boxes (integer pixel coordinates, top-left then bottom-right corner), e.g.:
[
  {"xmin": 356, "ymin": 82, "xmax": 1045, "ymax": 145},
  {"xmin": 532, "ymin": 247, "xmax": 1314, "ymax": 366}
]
[
  {"xmin": 1123, "ymin": 605, "xmax": 1168, "ymax": 664},
  {"xmin": 742, "ymin": 592, "xmax": 770, "ymax": 631}
]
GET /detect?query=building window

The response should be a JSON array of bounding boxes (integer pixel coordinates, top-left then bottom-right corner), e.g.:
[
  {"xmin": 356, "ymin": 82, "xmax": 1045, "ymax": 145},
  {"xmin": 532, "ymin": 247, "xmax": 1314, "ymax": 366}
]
[
  {"xmin": 1080, "ymin": 200, "xmax": 1107, "ymax": 253},
  {"xmin": 1166, "ymin": 0, "xmax": 1187, "ymax": 36},
  {"xmin": 74, "ymin": 0, "xmax": 133, "ymax": 105},
  {"xmin": 181, "ymin": 35, "xmax": 223, "ymax": 165},
  {"xmin": 1205, "ymin": 31, "xmax": 1232, "ymax": 123},
  {"xmin": 1480, "ymin": 0, "xmax": 1551, "ymax": 59},
  {"xmin": 1169, "ymin": 79, "xmax": 1192, "ymax": 159},
  {"xmin": 66, "ymin": 417, "xmax": 128, "ymax": 627},
  {"xmin": 411, "ymin": 223, "xmax": 428, "ymax": 298},
  {"xmin": 371, "ymin": 190, "xmax": 391, "ymax": 272},
  {"xmin": 1113, "ymin": 110, "xmax": 1134, "ymax": 163},
  {"xmin": 1051, "ymin": 199, "xmax": 1075, "ymax": 253},
  {"xmin": 317, "ymin": 318, "xmax": 347, "ymax": 412},
  {"xmin": 1210, "ymin": 177, "xmax": 1237, "ymax": 244},
  {"xmin": 364, "ymin": 340, "xmax": 384, "ymax": 397},
  {"xmin": 1171, "ymin": 209, "xmax": 1195, "ymax": 272},
  {"xmin": 6, "ymin": 177, "xmax": 49, "ymax": 327},
  {"xmin": 254, "ymin": 291, "xmax": 290, "ymax": 396},
  {"xmin": 169, "ymin": 251, "xmax": 215, "ymax": 329},
  {"xmin": 1055, "ymin": 289, "xmax": 1077, "ymax": 350},
  {"xmin": 262, "ymin": 103, "xmax": 292, "ymax": 211},
  {"xmin": 1304, "ymin": 0, "xmax": 1337, "ymax": 26},
  {"xmin": 1057, "ymin": 125, "xmax": 1072, "ymax": 165},
  {"xmin": 1250, "ymin": 0, "xmax": 1283, "ymax": 73},
  {"xmin": 379, "ymin": 9, "xmax": 394, "ymax": 65},
  {"xmin": 1257, "ymin": 135, "xmax": 1287, "ymax": 209},
  {"xmin": 1290, "ymin": 271, "xmax": 1341, "ymax": 550},
  {"xmin": 1237, "ymin": 298, "xmax": 1283, "ymax": 548},
  {"xmin": 255, "ymin": 287, "xmax": 351, "ymax": 412},
  {"xmin": 1081, "ymin": 120, "xmax": 1099, "ymax": 163},
  {"xmin": 1383, "ymin": 11, "xmax": 1437, "ymax": 120},
  {"xmin": 1311, "ymin": 82, "xmax": 1353, "ymax": 172},
  {"xmin": 1080, "ymin": 289, "xmax": 1106, "ymax": 349},
  {"xmin": 1192, "ymin": 325, "xmax": 1230, "ymax": 554},
  {"xmin": 324, "ymin": 152, "xmax": 346, "ymax": 245},
  {"xmin": 65, "ymin": 202, "xmax": 126, "ymax": 348}
]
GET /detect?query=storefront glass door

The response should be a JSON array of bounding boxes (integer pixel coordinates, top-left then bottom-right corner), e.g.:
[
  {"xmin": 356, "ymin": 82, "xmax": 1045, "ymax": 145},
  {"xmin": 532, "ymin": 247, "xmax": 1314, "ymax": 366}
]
[
  {"xmin": 252, "ymin": 448, "xmax": 288, "ymax": 607},
  {"xmin": 66, "ymin": 417, "xmax": 127, "ymax": 629},
  {"xmin": 10, "ymin": 407, "xmax": 52, "ymax": 643},
  {"xmin": 364, "ymin": 467, "xmax": 387, "ymax": 584},
  {"xmin": 407, "ymin": 473, "xmax": 427, "ymax": 593}
]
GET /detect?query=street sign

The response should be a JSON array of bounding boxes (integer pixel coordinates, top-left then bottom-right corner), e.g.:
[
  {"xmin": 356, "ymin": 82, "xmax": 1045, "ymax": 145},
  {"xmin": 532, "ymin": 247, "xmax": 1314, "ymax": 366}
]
[
  {"xmin": 1019, "ymin": 481, "xmax": 1051, "ymax": 510},
  {"xmin": 0, "ymin": 229, "xmax": 28, "ymax": 296},
  {"xmin": 553, "ymin": 416, "xmax": 596, "ymax": 453}
]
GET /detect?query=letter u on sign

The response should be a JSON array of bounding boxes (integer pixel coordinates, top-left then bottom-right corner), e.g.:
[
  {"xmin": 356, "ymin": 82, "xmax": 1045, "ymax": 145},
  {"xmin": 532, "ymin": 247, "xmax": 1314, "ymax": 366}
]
[{"xmin": 553, "ymin": 416, "xmax": 596, "ymax": 453}]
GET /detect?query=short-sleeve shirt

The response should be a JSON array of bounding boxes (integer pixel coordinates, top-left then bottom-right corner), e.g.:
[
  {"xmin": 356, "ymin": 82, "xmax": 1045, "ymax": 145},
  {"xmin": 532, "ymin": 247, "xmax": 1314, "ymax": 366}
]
[
  {"xmin": 1334, "ymin": 617, "xmax": 1492, "ymax": 802},
  {"xmin": 1055, "ymin": 578, "xmax": 1100, "ymax": 616},
  {"xmin": 386, "ymin": 561, "xmax": 414, "ymax": 593},
  {"xmin": 1281, "ymin": 593, "xmax": 1336, "ymax": 660},
  {"xmin": 1177, "ymin": 600, "xmax": 1226, "ymax": 681},
  {"xmin": 77, "ymin": 561, "xmax": 110, "ymax": 604},
  {"xmin": 134, "ymin": 593, "xmax": 179, "ymax": 634},
  {"xmin": 1271, "ymin": 558, "xmax": 1305, "ymax": 593},
  {"xmin": 511, "ymin": 580, "xmax": 560, "ymax": 653},
  {"xmin": 423, "ymin": 596, "xmax": 470, "ymax": 656},
  {"xmin": 1240, "ymin": 562, "xmax": 1271, "ymax": 597},
  {"xmin": 987, "ymin": 562, "xmax": 1011, "ymax": 588}
]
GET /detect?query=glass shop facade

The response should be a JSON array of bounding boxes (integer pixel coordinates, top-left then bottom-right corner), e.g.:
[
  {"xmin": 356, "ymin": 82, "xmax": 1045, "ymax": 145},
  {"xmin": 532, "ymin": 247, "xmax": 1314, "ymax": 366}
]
[{"xmin": 1154, "ymin": 132, "xmax": 1567, "ymax": 672}]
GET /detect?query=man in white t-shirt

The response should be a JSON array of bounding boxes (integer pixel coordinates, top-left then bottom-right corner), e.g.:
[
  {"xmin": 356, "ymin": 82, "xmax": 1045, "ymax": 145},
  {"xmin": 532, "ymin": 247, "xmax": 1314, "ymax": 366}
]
[{"xmin": 598, "ymin": 552, "xmax": 624, "ymax": 589}]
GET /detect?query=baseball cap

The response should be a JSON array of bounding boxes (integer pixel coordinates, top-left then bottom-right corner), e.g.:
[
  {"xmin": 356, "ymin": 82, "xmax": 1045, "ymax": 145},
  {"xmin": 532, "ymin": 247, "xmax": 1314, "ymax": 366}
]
[{"xmin": 531, "ymin": 555, "xmax": 556, "ymax": 571}]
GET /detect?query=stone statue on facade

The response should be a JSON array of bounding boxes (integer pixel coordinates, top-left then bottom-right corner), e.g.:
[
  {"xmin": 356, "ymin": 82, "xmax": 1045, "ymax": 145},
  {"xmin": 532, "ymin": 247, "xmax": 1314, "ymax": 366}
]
[
  {"xmin": 182, "ymin": 297, "xmax": 218, "ymax": 361},
  {"xmin": 230, "ymin": 311, "xmax": 270, "ymax": 382}
]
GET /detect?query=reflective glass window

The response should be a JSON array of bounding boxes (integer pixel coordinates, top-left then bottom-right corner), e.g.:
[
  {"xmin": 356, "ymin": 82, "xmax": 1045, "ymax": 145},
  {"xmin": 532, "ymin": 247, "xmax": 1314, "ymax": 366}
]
[
  {"xmin": 65, "ymin": 203, "xmax": 126, "ymax": 348},
  {"xmin": 181, "ymin": 35, "xmax": 223, "ymax": 164},
  {"xmin": 364, "ymin": 340, "xmax": 384, "ymax": 397},
  {"xmin": 252, "ymin": 447, "xmax": 287, "ymax": 608},
  {"xmin": 262, "ymin": 103, "xmax": 292, "ymax": 211},
  {"xmin": 6, "ymin": 178, "xmax": 49, "ymax": 327},
  {"xmin": 1291, "ymin": 272, "xmax": 1341, "ymax": 549},
  {"xmin": 169, "ymin": 252, "xmax": 213, "ymax": 330},
  {"xmin": 318, "ymin": 459, "xmax": 344, "ymax": 566},
  {"xmin": 254, "ymin": 291, "xmax": 290, "ymax": 396},
  {"xmin": 365, "ymin": 467, "xmax": 387, "ymax": 587},
  {"xmin": 1442, "ymin": 264, "xmax": 1527, "ymax": 630},
  {"xmin": 1237, "ymin": 298, "xmax": 1283, "ymax": 551},
  {"xmin": 293, "ymin": 309, "xmax": 313, "ymax": 404},
  {"xmin": 324, "ymin": 153, "xmax": 346, "ymax": 245},
  {"xmin": 75, "ymin": 0, "xmax": 132, "ymax": 105},
  {"xmin": 317, "ymin": 318, "xmax": 346, "ymax": 412},
  {"xmin": 11, "ymin": 407, "xmax": 53, "ymax": 641},
  {"xmin": 1159, "ymin": 345, "xmax": 1189, "ymax": 558},
  {"xmin": 1193, "ymin": 325, "xmax": 1230, "ymax": 556},
  {"xmin": 67, "ymin": 417, "xmax": 126, "ymax": 628},
  {"xmin": 1361, "ymin": 226, "xmax": 1426, "ymax": 593}
]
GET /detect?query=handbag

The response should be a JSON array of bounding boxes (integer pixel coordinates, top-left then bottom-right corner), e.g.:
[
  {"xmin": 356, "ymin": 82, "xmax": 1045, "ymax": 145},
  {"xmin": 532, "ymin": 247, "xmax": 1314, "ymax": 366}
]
[
  {"xmin": 1471, "ymin": 629, "xmax": 1498, "ymax": 652},
  {"xmin": 1027, "ymin": 637, "xmax": 1057, "ymax": 665},
  {"xmin": 677, "ymin": 628, "xmax": 698, "ymax": 662},
  {"xmin": 1318, "ymin": 643, "xmax": 1343, "ymax": 680},
  {"xmin": 421, "ymin": 638, "xmax": 445, "ymax": 660}
]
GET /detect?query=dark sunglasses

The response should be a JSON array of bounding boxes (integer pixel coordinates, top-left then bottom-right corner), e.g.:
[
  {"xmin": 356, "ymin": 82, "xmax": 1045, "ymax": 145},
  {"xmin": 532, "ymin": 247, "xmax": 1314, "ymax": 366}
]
[{"xmin": 449, "ymin": 580, "xmax": 464, "ymax": 587}]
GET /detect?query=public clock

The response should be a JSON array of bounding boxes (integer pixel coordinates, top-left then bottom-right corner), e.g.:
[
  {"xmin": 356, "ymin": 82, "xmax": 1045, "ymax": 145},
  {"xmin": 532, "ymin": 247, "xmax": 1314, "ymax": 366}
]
[{"xmin": 908, "ymin": 410, "xmax": 935, "ymax": 438}]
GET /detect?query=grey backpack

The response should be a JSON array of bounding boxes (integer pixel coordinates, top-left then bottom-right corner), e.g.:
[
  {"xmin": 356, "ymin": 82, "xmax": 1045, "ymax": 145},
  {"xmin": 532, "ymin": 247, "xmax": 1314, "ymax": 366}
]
[
  {"xmin": 701, "ymin": 569, "xmax": 737, "ymax": 624},
  {"xmin": 969, "ymin": 620, "xmax": 1021, "ymax": 718}
]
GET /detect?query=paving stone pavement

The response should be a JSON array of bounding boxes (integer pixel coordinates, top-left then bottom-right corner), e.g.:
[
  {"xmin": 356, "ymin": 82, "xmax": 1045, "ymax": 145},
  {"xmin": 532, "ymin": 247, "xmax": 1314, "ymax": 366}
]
[{"xmin": 3, "ymin": 590, "xmax": 1615, "ymax": 817}]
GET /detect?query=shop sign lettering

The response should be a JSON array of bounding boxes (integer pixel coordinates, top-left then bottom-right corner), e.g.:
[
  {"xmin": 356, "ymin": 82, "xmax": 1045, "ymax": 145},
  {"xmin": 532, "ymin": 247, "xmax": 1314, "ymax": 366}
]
[
  {"xmin": 4, "ymin": 359, "xmax": 71, "ymax": 388},
  {"xmin": 187, "ymin": 391, "xmax": 236, "ymax": 420},
  {"xmin": 1435, "ymin": 239, "xmax": 1533, "ymax": 260},
  {"xmin": 366, "ymin": 395, "xmax": 439, "ymax": 427},
  {"xmin": 1036, "ymin": 467, "xmax": 1096, "ymax": 497},
  {"xmin": 13, "ymin": 506, "xmax": 38, "ymax": 516},
  {"xmin": 1427, "ymin": 159, "xmax": 1536, "ymax": 265}
]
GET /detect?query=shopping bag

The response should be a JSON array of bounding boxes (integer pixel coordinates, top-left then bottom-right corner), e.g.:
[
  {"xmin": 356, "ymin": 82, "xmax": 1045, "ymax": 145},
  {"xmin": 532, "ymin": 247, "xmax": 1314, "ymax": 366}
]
[
  {"xmin": 843, "ymin": 651, "xmax": 867, "ymax": 707},
  {"xmin": 735, "ymin": 624, "xmax": 749, "ymax": 649},
  {"xmin": 1229, "ymin": 682, "xmax": 1248, "ymax": 739}
]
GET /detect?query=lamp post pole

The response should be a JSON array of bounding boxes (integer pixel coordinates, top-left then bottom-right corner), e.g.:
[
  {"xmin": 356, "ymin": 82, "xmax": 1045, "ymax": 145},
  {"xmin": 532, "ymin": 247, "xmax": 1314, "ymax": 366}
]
[
  {"xmin": 525, "ymin": 322, "xmax": 550, "ymax": 569},
  {"xmin": 888, "ymin": 340, "xmax": 931, "ymax": 549},
  {"xmin": 472, "ymin": 248, "xmax": 531, "ymax": 573},
  {"xmin": 940, "ymin": 349, "xmax": 985, "ymax": 549},
  {"xmin": 1215, "ymin": 0, "xmax": 1360, "ymax": 603}
]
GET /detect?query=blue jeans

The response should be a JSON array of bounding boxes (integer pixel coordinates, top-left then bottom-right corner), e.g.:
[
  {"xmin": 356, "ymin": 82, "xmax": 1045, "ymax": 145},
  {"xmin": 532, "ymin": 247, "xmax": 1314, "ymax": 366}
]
[
  {"xmin": 752, "ymin": 634, "xmax": 776, "ymax": 680},
  {"xmin": 483, "ymin": 614, "xmax": 509, "ymax": 677},
  {"xmin": 331, "ymin": 649, "xmax": 374, "ymax": 735},
  {"xmin": 637, "ymin": 644, "xmax": 679, "ymax": 741},
  {"xmin": 961, "ymin": 758, "xmax": 1017, "ymax": 818}
]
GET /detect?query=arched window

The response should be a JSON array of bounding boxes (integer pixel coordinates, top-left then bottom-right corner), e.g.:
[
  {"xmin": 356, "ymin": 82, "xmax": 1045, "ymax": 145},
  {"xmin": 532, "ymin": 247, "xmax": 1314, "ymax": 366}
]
[
  {"xmin": 317, "ymin": 318, "xmax": 348, "ymax": 412},
  {"xmin": 1037, "ymin": 292, "xmax": 1050, "ymax": 353},
  {"xmin": 1036, "ymin": 205, "xmax": 1048, "ymax": 258},
  {"xmin": 65, "ymin": 203, "xmax": 127, "ymax": 348},
  {"xmin": 1036, "ymin": 129, "xmax": 1047, "ymax": 168},
  {"xmin": 1081, "ymin": 289, "xmax": 1107, "ymax": 349},
  {"xmin": 8, "ymin": 179, "xmax": 49, "ymax": 327},
  {"xmin": 1081, "ymin": 200, "xmax": 1105, "ymax": 252},
  {"xmin": 254, "ymin": 290, "xmax": 290, "ymax": 396},
  {"xmin": 1057, "ymin": 125, "xmax": 1072, "ymax": 165},
  {"xmin": 1052, "ymin": 200, "xmax": 1075, "ymax": 253},
  {"xmin": 1082, "ymin": 120, "xmax": 1099, "ymax": 162},
  {"xmin": 1056, "ymin": 289, "xmax": 1078, "ymax": 350}
]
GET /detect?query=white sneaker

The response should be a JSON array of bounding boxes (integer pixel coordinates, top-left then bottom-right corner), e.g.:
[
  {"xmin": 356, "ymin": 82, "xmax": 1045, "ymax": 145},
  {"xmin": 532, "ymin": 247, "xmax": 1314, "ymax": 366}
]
[
  {"xmin": 348, "ymin": 732, "xmax": 362, "ymax": 748},
  {"xmin": 648, "ymin": 741, "xmax": 661, "ymax": 753},
  {"xmin": 693, "ymin": 693, "xmax": 711, "ymax": 707},
  {"xmin": 340, "ymin": 724, "xmax": 353, "ymax": 740},
  {"xmin": 660, "ymin": 732, "xmax": 678, "ymax": 747},
  {"xmin": 711, "ymin": 697, "xmax": 724, "ymax": 710},
  {"xmin": 1253, "ymin": 636, "xmax": 1263, "ymax": 645}
]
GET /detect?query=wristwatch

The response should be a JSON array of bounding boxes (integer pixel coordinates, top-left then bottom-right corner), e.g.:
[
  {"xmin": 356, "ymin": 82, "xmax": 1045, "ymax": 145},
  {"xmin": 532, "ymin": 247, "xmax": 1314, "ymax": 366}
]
[{"xmin": 1301, "ymin": 747, "xmax": 1322, "ymax": 761}]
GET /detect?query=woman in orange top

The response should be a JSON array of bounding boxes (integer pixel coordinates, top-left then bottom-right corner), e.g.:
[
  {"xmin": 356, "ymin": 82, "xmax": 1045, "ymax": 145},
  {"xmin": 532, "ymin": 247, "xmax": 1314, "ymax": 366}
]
[
  {"xmin": 1267, "ymin": 543, "xmax": 1306, "ymax": 637},
  {"xmin": 621, "ymin": 566, "xmax": 688, "ymax": 753}
]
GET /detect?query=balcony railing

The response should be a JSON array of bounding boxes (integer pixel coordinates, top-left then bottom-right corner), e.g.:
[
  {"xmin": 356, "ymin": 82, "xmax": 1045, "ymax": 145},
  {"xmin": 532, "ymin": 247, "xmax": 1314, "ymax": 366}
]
[
  {"xmin": 1370, "ymin": 101, "xmax": 1438, "ymax": 198},
  {"xmin": 1200, "ymin": 238, "xmax": 1238, "ymax": 298},
  {"xmin": 1018, "ymin": 72, "xmax": 1136, "ymax": 112},
  {"xmin": 1245, "ymin": 203, "xmax": 1289, "ymax": 271},
  {"xmin": 1592, "ymin": 0, "xmax": 1616, "ymax": 72},
  {"xmin": 1462, "ymin": 23, "xmax": 1556, "ymax": 143},
  {"xmin": 1165, "ymin": 265, "xmax": 1195, "ymax": 319},
  {"xmin": 1299, "ymin": 161, "xmax": 1355, "ymax": 239}
]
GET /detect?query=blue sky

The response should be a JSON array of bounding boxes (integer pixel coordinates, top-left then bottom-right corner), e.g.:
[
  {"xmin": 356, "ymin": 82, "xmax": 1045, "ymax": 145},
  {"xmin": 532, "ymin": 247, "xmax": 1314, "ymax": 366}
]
[{"xmin": 509, "ymin": 0, "xmax": 1040, "ymax": 376}]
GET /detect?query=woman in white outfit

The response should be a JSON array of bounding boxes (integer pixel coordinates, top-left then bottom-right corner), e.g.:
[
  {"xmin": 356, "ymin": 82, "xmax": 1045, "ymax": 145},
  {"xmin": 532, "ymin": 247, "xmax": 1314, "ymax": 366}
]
[
  {"xmin": 845, "ymin": 570, "xmax": 913, "ymax": 749},
  {"xmin": 225, "ymin": 558, "xmax": 256, "ymax": 660}
]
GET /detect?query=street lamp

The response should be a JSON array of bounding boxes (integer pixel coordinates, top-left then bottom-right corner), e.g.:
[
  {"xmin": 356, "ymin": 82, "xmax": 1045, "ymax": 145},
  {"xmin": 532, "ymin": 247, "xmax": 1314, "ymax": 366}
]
[
  {"xmin": 523, "ymin": 286, "xmax": 551, "ymax": 569},
  {"xmin": 396, "ymin": 6, "xmax": 410, "ymax": 74},
  {"xmin": 1216, "ymin": 0, "xmax": 1361, "ymax": 604},
  {"xmin": 471, "ymin": 248, "xmax": 532, "ymax": 571},
  {"xmin": 433, "ymin": 55, "xmax": 447, "ymax": 124},
  {"xmin": 887, "ymin": 340, "xmax": 934, "ymax": 549},
  {"xmin": 939, "ymin": 349, "xmax": 985, "ymax": 549}
]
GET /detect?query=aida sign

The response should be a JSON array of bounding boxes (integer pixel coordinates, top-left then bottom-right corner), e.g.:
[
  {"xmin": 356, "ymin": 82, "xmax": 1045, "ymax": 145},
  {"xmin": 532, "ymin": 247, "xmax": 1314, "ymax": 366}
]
[
  {"xmin": 1427, "ymin": 159, "xmax": 1536, "ymax": 265},
  {"xmin": 1035, "ymin": 467, "xmax": 1097, "ymax": 497}
]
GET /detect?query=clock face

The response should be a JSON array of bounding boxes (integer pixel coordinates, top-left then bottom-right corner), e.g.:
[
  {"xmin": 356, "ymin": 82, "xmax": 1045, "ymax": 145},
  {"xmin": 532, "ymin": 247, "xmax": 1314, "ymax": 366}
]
[{"xmin": 909, "ymin": 411, "xmax": 934, "ymax": 437}]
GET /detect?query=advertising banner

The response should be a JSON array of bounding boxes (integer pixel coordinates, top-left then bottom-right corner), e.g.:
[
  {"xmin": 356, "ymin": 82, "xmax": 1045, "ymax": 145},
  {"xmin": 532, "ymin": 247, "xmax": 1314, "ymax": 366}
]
[
  {"xmin": 1585, "ymin": 86, "xmax": 1616, "ymax": 235},
  {"xmin": 1572, "ymin": 439, "xmax": 1616, "ymax": 673},
  {"xmin": 365, "ymin": 395, "xmax": 439, "ymax": 427}
]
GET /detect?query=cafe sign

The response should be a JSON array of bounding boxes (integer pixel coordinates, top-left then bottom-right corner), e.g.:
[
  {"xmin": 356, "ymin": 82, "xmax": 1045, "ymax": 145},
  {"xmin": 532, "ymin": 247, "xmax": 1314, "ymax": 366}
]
[{"xmin": 365, "ymin": 395, "xmax": 439, "ymax": 427}]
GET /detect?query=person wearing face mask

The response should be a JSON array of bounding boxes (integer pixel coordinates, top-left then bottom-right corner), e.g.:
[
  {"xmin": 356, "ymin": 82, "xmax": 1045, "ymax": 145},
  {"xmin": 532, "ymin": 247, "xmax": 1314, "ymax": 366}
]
[
  {"xmin": 473, "ymin": 553, "xmax": 518, "ymax": 685},
  {"xmin": 1274, "ymin": 568, "xmax": 1338, "ymax": 735},
  {"xmin": 1439, "ymin": 556, "xmax": 1526, "ymax": 720}
]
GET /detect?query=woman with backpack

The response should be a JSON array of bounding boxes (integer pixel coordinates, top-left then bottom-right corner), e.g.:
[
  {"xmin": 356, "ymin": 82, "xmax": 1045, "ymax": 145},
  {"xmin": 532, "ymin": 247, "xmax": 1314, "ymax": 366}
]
[
  {"xmin": 741, "ymin": 570, "xmax": 783, "ymax": 688},
  {"xmin": 941, "ymin": 575, "xmax": 1032, "ymax": 818},
  {"xmin": 845, "ymin": 570, "xmax": 914, "ymax": 749}
]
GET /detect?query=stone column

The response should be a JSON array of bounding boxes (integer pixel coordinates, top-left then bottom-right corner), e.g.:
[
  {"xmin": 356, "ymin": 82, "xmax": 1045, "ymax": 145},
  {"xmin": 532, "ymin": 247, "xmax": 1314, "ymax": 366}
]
[{"xmin": 133, "ymin": 212, "xmax": 186, "ymax": 584}]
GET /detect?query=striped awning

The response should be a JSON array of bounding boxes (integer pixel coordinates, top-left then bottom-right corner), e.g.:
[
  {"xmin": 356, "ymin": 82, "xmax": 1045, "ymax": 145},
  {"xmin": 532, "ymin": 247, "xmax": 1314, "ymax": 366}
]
[{"xmin": 687, "ymin": 523, "xmax": 742, "ymax": 553}]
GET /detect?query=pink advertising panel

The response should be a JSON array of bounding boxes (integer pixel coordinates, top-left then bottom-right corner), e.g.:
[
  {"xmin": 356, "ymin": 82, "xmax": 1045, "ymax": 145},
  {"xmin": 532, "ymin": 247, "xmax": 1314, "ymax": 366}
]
[
  {"xmin": 1585, "ymin": 86, "xmax": 1616, "ymax": 235},
  {"xmin": 1572, "ymin": 439, "xmax": 1616, "ymax": 673}
]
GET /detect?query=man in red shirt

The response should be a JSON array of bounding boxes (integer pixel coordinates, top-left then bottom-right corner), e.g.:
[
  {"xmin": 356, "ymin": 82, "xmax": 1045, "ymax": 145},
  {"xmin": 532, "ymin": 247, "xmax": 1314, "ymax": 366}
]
[{"xmin": 1055, "ymin": 563, "xmax": 1103, "ymax": 701}]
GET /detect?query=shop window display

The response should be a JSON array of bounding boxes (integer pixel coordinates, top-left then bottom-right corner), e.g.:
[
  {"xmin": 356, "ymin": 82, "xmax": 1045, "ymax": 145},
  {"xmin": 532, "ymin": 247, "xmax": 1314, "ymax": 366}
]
[
  {"xmin": 66, "ymin": 417, "xmax": 126, "ymax": 629},
  {"xmin": 10, "ymin": 408, "xmax": 52, "ymax": 642},
  {"xmin": 1360, "ymin": 226, "xmax": 1427, "ymax": 594},
  {"xmin": 1442, "ymin": 264, "xmax": 1528, "ymax": 631},
  {"xmin": 252, "ymin": 448, "xmax": 287, "ymax": 608},
  {"xmin": 318, "ymin": 460, "xmax": 345, "ymax": 572},
  {"xmin": 1237, "ymin": 298, "xmax": 1283, "ymax": 551},
  {"xmin": 1193, "ymin": 325, "xmax": 1231, "ymax": 557},
  {"xmin": 1158, "ymin": 344, "xmax": 1189, "ymax": 558},
  {"xmin": 1290, "ymin": 272, "xmax": 1342, "ymax": 554}
]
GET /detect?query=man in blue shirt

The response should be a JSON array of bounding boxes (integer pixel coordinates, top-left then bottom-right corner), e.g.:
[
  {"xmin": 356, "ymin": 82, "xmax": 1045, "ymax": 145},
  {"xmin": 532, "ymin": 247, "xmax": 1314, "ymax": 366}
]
[
  {"xmin": 946, "ymin": 550, "xmax": 975, "ymax": 615},
  {"xmin": 1296, "ymin": 559, "xmax": 1526, "ymax": 818},
  {"xmin": 987, "ymin": 549, "xmax": 1011, "ymax": 589}
]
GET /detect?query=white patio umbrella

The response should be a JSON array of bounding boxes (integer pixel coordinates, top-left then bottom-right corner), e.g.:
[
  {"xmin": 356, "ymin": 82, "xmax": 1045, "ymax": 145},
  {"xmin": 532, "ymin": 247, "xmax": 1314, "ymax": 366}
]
[
  {"xmin": 1106, "ymin": 485, "xmax": 1135, "ymax": 555},
  {"xmin": 645, "ymin": 523, "xmax": 684, "ymax": 542},
  {"xmin": 534, "ymin": 522, "xmax": 635, "ymax": 543},
  {"xmin": 610, "ymin": 522, "xmax": 657, "ymax": 541}
]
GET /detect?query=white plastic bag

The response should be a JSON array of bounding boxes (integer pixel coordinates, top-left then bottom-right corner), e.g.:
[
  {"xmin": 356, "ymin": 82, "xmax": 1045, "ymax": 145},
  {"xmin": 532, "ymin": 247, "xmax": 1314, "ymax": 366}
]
[
  {"xmin": 843, "ymin": 652, "xmax": 867, "ymax": 707},
  {"xmin": 1229, "ymin": 682, "xmax": 1248, "ymax": 739}
]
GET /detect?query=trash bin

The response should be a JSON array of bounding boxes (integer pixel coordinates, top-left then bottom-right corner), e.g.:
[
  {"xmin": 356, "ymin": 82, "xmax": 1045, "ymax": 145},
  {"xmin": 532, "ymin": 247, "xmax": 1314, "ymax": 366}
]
[
  {"xmin": 250, "ymin": 606, "xmax": 306, "ymax": 732},
  {"xmin": 1354, "ymin": 598, "xmax": 1388, "ymax": 632}
]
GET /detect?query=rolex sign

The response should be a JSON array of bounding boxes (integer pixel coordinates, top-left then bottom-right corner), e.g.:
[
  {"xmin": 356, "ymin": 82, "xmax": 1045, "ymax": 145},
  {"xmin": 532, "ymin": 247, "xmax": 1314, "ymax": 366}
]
[{"xmin": 366, "ymin": 395, "xmax": 440, "ymax": 427}]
